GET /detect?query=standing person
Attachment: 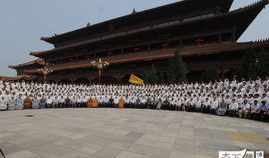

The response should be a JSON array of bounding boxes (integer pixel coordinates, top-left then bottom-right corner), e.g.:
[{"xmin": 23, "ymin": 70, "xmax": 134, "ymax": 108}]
[
  {"xmin": 191, "ymin": 95, "xmax": 198, "ymax": 112},
  {"xmin": 61, "ymin": 95, "xmax": 67, "ymax": 108},
  {"xmin": 125, "ymin": 95, "xmax": 130, "ymax": 109},
  {"xmin": 108, "ymin": 96, "xmax": 114, "ymax": 108},
  {"xmin": 146, "ymin": 97, "xmax": 151, "ymax": 109},
  {"xmin": 247, "ymin": 94, "xmax": 254, "ymax": 118},
  {"xmin": 127, "ymin": 95, "xmax": 133, "ymax": 109},
  {"xmin": 156, "ymin": 98, "xmax": 162, "ymax": 110},
  {"xmin": 0, "ymin": 96, "xmax": 7, "ymax": 111},
  {"xmin": 8, "ymin": 95, "xmax": 16, "ymax": 111},
  {"xmin": 200, "ymin": 95, "xmax": 206, "ymax": 113},
  {"xmin": 135, "ymin": 97, "xmax": 141, "ymax": 109},
  {"xmin": 180, "ymin": 96, "xmax": 185, "ymax": 111},
  {"xmin": 195, "ymin": 95, "xmax": 202, "ymax": 113},
  {"xmin": 15, "ymin": 94, "xmax": 24, "ymax": 110},
  {"xmin": 171, "ymin": 97, "xmax": 177, "ymax": 111},
  {"xmin": 265, "ymin": 100, "xmax": 269, "ymax": 122},
  {"xmin": 72, "ymin": 96, "xmax": 78, "ymax": 108},
  {"xmin": 140, "ymin": 95, "xmax": 146, "ymax": 109},
  {"xmin": 204, "ymin": 97, "xmax": 210, "ymax": 113},
  {"xmin": 46, "ymin": 96, "xmax": 53, "ymax": 108},
  {"xmin": 151, "ymin": 96, "xmax": 156, "ymax": 110},
  {"xmin": 32, "ymin": 96, "xmax": 40, "ymax": 109},
  {"xmin": 100, "ymin": 95, "xmax": 106, "ymax": 108},
  {"xmin": 39, "ymin": 96, "xmax": 47, "ymax": 109},
  {"xmin": 118, "ymin": 96, "xmax": 126, "ymax": 109},
  {"xmin": 211, "ymin": 97, "xmax": 219, "ymax": 115},
  {"xmin": 251, "ymin": 100, "xmax": 259, "ymax": 120},
  {"xmin": 217, "ymin": 96, "xmax": 227, "ymax": 116},
  {"xmin": 53, "ymin": 96, "xmax": 60, "ymax": 108},
  {"xmin": 257, "ymin": 100, "xmax": 267, "ymax": 121},
  {"xmin": 144, "ymin": 95, "xmax": 151, "ymax": 109},
  {"xmin": 113, "ymin": 95, "xmax": 120, "ymax": 108},
  {"xmin": 163, "ymin": 98, "xmax": 170, "ymax": 110},
  {"xmin": 81, "ymin": 95, "xmax": 87, "ymax": 108},
  {"xmin": 229, "ymin": 98, "xmax": 239, "ymax": 117},
  {"xmin": 2, "ymin": 92, "xmax": 10, "ymax": 111},
  {"xmin": 241, "ymin": 99, "xmax": 251, "ymax": 119},
  {"xmin": 174, "ymin": 98, "xmax": 179, "ymax": 111}
]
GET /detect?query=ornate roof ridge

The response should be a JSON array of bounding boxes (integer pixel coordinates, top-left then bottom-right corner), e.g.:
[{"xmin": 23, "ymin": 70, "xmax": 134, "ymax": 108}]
[
  {"xmin": 41, "ymin": 0, "xmax": 235, "ymax": 44},
  {"xmin": 229, "ymin": 0, "xmax": 268, "ymax": 14},
  {"xmin": 9, "ymin": 59, "xmax": 45, "ymax": 69},
  {"xmin": 251, "ymin": 38, "xmax": 269, "ymax": 47}
]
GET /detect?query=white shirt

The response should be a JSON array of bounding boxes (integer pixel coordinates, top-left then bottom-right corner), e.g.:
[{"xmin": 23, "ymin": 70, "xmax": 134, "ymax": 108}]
[
  {"xmin": 212, "ymin": 100, "xmax": 219, "ymax": 109},
  {"xmin": 230, "ymin": 102, "xmax": 239, "ymax": 110},
  {"xmin": 0, "ymin": 98, "xmax": 7, "ymax": 110}
]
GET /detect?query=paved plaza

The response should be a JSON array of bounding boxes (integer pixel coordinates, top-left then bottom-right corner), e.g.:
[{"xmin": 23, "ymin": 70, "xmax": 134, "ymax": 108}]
[{"xmin": 0, "ymin": 109, "xmax": 268, "ymax": 158}]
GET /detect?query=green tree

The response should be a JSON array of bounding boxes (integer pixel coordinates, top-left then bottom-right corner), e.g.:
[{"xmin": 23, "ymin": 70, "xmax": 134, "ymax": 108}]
[
  {"xmin": 142, "ymin": 65, "xmax": 159, "ymax": 83},
  {"xmin": 240, "ymin": 49, "xmax": 269, "ymax": 79},
  {"xmin": 240, "ymin": 49, "xmax": 257, "ymax": 79},
  {"xmin": 201, "ymin": 68, "xmax": 218, "ymax": 82},
  {"xmin": 142, "ymin": 71, "xmax": 157, "ymax": 83},
  {"xmin": 76, "ymin": 77, "xmax": 90, "ymax": 83},
  {"xmin": 257, "ymin": 49, "xmax": 269, "ymax": 77},
  {"xmin": 167, "ymin": 48, "xmax": 188, "ymax": 82}
]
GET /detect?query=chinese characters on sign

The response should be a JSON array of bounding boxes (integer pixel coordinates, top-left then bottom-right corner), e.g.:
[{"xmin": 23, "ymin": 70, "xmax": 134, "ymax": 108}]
[{"xmin": 219, "ymin": 149, "xmax": 264, "ymax": 158}]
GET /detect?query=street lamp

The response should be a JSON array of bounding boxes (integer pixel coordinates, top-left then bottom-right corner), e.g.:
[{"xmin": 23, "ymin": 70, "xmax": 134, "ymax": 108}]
[
  {"xmin": 41, "ymin": 64, "xmax": 53, "ymax": 82},
  {"xmin": 90, "ymin": 58, "xmax": 109, "ymax": 83}
]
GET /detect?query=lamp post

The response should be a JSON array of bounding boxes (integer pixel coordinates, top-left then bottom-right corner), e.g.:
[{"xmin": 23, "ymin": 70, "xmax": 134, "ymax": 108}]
[
  {"xmin": 41, "ymin": 64, "xmax": 53, "ymax": 82},
  {"xmin": 90, "ymin": 58, "xmax": 109, "ymax": 83}
]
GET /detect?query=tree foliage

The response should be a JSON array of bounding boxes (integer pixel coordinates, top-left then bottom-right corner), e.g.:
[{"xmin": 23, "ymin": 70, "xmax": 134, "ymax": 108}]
[
  {"xmin": 167, "ymin": 48, "xmax": 188, "ymax": 82},
  {"xmin": 201, "ymin": 68, "xmax": 218, "ymax": 82},
  {"xmin": 240, "ymin": 49, "xmax": 269, "ymax": 79},
  {"xmin": 76, "ymin": 77, "xmax": 90, "ymax": 83},
  {"xmin": 142, "ymin": 48, "xmax": 188, "ymax": 83},
  {"xmin": 142, "ymin": 65, "xmax": 160, "ymax": 83},
  {"xmin": 258, "ymin": 49, "xmax": 269, "ymax": 77}
]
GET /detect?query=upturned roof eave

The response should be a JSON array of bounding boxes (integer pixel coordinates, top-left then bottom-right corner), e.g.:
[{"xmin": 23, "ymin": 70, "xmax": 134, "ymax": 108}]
[{"xmin": 31, "ymin": 0, "xmax": 268, "ymax": 58}]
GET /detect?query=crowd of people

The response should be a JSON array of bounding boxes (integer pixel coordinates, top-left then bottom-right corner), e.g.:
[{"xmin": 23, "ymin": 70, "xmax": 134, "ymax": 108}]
[{"xmin": 0, "ymin": 77, "xmax": 269, "ymax": 122}]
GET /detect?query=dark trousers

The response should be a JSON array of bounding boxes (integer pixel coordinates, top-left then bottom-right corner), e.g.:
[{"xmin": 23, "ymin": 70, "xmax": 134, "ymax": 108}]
[
  {"xmin": 227, "ymin": 110, "xmax": 237, "ymax": 117},
  {"xmin": 195, "ymin": 107, "xmax": 201, "ymax": 113},
  {"xmin": 254, "ymin": 111, "xmax": 267, "ymax": 121},
  {"xmin": 201, "ymin": 105, "xmax": 209, "ymax": 113},
  {"xmin": 210, "ymin": 108, "xmax": 216, "ymax": 115},
  {"xmin": 161, "ymin": 104, "xmax": 170, "ymax": 110}
]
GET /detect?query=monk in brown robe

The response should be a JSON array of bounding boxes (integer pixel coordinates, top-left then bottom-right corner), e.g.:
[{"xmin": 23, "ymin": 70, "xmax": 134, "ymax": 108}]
[
  {"xmin": 87, "ymin": 97, "xmax": 99, "ymax": 108},
  {"xmin": 118, "ymin": 96, "xmax": 125, "ymax": 109},
  {"xmin": 23, "ymin": 97, "xmax": 32, "ymax": 109}
]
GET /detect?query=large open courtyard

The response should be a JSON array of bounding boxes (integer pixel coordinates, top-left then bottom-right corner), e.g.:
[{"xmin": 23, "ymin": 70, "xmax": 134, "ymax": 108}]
[{"xmin": 0, "ymin": 109, "xmax": 268, "ymax": 158}]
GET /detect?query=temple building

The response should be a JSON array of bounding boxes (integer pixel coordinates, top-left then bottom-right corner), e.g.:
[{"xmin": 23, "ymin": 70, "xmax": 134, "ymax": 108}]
[{"xmin": 9, "ymin": 0, "xmax": 269, "ymax": 82}]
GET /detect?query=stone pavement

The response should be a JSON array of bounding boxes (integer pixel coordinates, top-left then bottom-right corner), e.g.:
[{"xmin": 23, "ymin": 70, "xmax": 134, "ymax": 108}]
[{"xmin": 0, "ymin": 109, "xmax": 268, "ymax": 158}]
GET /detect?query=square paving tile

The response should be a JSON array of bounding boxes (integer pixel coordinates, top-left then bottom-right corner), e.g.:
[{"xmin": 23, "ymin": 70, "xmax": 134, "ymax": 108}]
[{"xmin": 0, "ymin": 109, "xmax": 269, "ymax": 158}]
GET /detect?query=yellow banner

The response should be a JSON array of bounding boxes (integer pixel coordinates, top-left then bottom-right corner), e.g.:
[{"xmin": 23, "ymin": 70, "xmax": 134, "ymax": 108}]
[{"xmin": 129, "ymin": 74, "xmax": 144, "ymax": 85}]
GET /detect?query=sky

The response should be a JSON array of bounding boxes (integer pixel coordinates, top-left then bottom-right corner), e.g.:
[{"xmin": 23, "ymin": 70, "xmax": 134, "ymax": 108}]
[{"xmin": 0, "ymin": 0, "xmax": 268, "ymax": 76}]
